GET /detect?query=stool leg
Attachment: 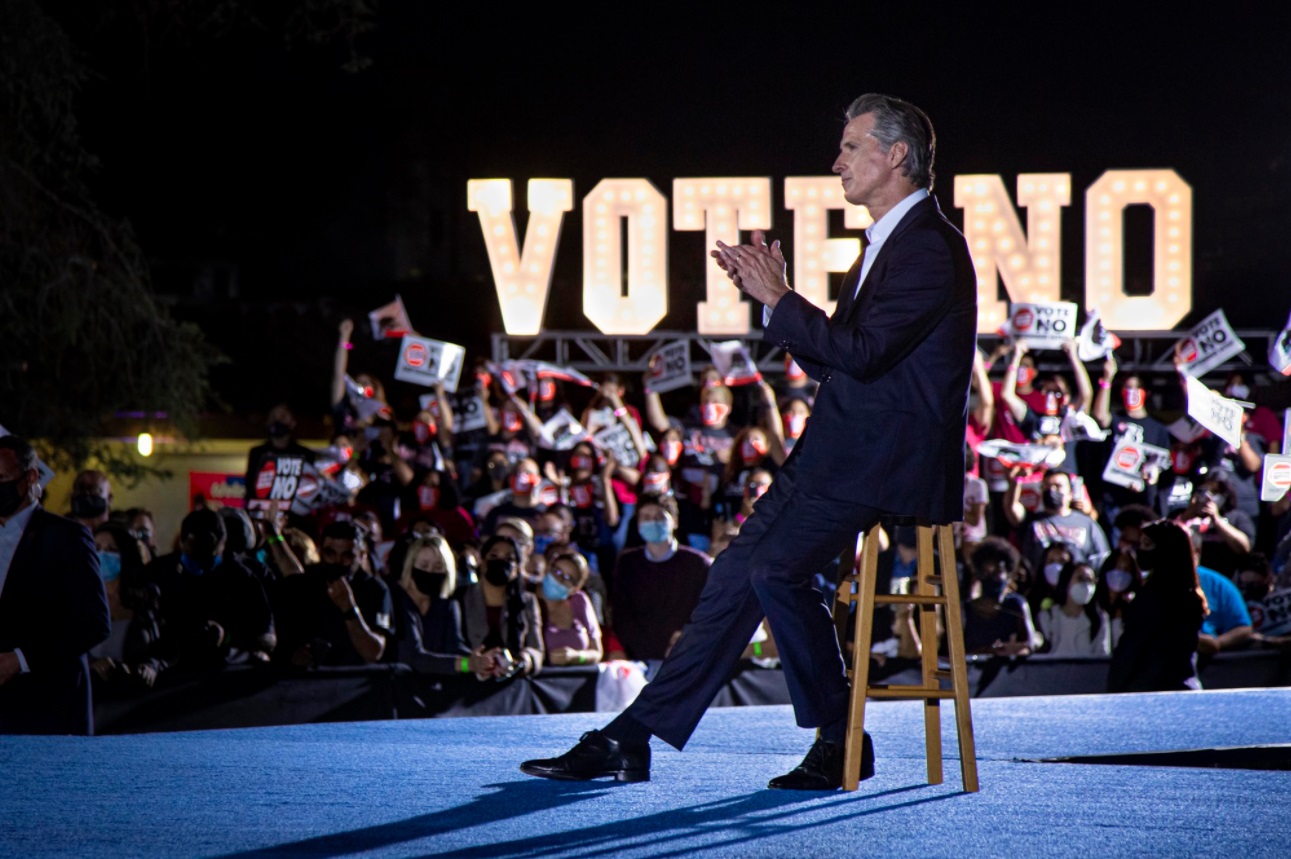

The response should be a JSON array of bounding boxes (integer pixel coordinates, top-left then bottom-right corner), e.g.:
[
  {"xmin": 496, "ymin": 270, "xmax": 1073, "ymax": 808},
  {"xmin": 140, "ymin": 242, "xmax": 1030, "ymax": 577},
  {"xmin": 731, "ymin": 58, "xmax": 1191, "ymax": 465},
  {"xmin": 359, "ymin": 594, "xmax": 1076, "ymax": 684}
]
[
  {"xmin": 937, "ymin": 524, "xmax": 979, "ymax": 793},
  {"xmin": 916, "ymin": 526, "xmax": 943, "ymax": 785},
  {"xmin": 843, "ymin": 526, "xmax": 881, "ymax": 791}
]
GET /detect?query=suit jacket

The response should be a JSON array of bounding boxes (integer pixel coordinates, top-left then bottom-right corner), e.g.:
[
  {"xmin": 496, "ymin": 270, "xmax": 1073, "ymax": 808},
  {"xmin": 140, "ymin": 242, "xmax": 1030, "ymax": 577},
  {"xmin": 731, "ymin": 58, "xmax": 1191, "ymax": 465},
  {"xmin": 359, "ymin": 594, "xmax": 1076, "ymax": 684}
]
[
  {"xmin": 0, "ymin": 506, "xmax": 110, "ymax": 735},
  {"xmin": 765, "ymin": 195, "xmax": 977, "ymax": 523}
]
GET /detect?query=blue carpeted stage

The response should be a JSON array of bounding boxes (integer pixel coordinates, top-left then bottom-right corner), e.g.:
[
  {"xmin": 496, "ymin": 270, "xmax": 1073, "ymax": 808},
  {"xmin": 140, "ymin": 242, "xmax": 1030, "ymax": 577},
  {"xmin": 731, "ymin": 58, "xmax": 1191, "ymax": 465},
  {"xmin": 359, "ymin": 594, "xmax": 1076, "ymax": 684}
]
[{"xmin": 4, "ymin": 688, "xmax": 1291, "ymax": 857}]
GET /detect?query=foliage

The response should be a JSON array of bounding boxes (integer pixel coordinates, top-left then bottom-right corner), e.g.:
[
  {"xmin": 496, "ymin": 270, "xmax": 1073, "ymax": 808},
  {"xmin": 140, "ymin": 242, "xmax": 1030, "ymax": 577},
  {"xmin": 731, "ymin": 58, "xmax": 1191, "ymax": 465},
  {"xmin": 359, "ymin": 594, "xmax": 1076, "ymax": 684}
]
[{"xmin": 0, "ymin": 0, "xmax": 219, "ymax": 483}]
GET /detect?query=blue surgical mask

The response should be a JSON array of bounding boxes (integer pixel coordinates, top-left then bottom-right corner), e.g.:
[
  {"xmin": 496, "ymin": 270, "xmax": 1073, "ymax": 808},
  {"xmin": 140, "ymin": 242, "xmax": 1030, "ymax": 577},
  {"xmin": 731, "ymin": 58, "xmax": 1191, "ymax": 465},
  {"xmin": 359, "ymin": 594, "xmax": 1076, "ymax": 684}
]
[
  {"xmin": 254, "ymin": 548, "xmax": 268, "ymax": 566},
  {"xmin": 638, "ymin": 520, "xmax": 671, "ymax": 545},
  {"xmin": 533, "ymin": 534, "xmax": 555, "ymax": 556},
  {"xmin": 541, "ymin": 576, "xmax": 571, "ymax": 601},
  {"xmin": 97, "ymin": 550, "xmax": 122, "ymax": 582}
]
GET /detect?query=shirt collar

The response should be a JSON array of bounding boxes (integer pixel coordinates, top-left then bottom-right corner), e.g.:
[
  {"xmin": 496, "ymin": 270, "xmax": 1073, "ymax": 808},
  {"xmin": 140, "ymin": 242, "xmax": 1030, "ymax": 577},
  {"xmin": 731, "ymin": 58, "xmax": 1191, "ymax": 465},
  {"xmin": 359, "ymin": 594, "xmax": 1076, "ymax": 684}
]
[
  {"xmin": 864, "ymin": 188, "xmax": 930, "ymax": 249},
  {"xmin": 0, "ymin": 500, "xmax": 38, "ymax": 534}
]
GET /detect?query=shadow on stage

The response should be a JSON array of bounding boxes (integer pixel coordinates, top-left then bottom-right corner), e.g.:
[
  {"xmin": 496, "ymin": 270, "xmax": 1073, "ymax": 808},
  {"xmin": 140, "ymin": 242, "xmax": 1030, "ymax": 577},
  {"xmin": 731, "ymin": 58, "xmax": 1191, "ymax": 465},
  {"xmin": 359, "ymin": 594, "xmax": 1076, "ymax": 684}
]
[{"xmin": 214, "ymin": 779, "xmax": 965, "ymax": 858}]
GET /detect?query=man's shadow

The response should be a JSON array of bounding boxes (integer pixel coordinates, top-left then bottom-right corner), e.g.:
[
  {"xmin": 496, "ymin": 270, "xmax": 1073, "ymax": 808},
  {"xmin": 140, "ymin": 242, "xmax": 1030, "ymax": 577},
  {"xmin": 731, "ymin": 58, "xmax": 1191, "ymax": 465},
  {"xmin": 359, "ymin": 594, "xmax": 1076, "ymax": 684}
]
[{"xmin": 214, "ymin": 778, "xmax": 965, "ymax": 859}]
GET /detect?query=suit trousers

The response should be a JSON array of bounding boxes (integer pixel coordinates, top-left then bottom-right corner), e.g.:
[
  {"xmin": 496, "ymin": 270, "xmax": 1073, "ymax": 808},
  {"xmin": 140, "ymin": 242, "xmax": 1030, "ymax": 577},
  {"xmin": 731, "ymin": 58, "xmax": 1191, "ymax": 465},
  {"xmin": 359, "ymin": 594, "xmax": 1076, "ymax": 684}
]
[{"xmin": 623, "ymin": 460, "xmax": 883, "ymax": 750}]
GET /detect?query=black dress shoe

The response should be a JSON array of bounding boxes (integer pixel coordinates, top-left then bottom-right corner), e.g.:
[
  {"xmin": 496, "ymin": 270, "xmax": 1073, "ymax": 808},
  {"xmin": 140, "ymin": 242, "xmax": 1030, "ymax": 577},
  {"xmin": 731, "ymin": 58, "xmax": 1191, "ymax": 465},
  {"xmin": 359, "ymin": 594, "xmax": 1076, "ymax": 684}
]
[
  {"xmin": 768, "ymin": 732, "xmax": 875, "ymax": 790},
  {"xmin": 520, "ymin": 730, "xmax": 650, "ymax": 782}
]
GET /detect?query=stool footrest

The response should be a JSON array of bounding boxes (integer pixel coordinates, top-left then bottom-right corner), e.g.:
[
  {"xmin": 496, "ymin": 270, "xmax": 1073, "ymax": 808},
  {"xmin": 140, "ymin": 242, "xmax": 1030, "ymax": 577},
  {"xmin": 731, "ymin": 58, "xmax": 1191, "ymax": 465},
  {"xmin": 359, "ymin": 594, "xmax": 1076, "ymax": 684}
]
[
  {"xmin": 872, "ymin": 594, "xmax": 947, "ymax": 606},
  {"xmin": 866, "ymin": 686, "xmax": 956, "ymax": 700}
]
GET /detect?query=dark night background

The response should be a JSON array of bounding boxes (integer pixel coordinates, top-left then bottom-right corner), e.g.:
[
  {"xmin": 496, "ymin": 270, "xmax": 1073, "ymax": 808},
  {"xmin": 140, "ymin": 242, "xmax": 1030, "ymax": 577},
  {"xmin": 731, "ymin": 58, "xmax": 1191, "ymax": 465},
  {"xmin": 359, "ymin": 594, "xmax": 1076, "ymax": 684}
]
[{"xmin": 45, "ymin": 4, "xmax": 1291, "ymax": 422}]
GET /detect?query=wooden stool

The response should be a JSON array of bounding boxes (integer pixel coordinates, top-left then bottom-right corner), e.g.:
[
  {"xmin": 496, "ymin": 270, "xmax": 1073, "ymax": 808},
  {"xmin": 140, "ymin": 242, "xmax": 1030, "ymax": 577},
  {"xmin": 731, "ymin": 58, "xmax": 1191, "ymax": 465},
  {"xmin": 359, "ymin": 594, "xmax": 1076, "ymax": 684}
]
[{"xmin": 832, "ymin": 521, "xmax": 979, "ymax": 792}]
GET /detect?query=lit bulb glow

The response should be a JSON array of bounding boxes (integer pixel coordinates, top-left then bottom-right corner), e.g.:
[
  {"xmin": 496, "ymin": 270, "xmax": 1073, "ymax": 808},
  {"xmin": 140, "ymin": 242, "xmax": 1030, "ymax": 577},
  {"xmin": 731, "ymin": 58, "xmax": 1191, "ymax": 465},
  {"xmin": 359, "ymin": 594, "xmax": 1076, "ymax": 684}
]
[
  {"xmin": 1084, "ymin": 170, "xmax": 1192, "ymax": 330},
  {"xmin": 583, "ymin": 179, "xmax": 669, "ymax": 335},
  {"xmin": 954, "ymin": 173, "xmax": 1070, "ymax": 333},
  {"xmin": 674, "ymin": 177, "xmax": 773, "ymax": 335},
  {"xmin": 783, "ymin": 177, "xmax": 872, "ymax": 315},
  {"xmin": 137, "ymin": 432, "xmax": 154, "ymax": 457},
  {"xmin": 467, "ymin": 178, "xmax": 573, "ymax": 335}
]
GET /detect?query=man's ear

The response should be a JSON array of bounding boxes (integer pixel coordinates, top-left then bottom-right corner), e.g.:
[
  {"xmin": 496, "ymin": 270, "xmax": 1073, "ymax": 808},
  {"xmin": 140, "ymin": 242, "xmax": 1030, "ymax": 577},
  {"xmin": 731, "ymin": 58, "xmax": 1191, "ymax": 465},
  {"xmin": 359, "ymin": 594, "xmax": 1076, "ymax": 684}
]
[{"xmin": 887, "ymin": 140, "xmax": 909, "ymax": 171}]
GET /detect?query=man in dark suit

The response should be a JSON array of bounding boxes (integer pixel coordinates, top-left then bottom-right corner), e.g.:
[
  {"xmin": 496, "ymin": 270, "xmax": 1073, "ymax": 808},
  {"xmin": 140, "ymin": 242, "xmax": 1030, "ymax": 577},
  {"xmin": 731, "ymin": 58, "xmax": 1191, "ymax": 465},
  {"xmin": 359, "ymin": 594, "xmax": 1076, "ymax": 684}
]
[
  {"xmin": 0, "ymin": 435, "xmax": 111, "ymax": 735},
  {"xmin": 522, "ymin": 93, "xmax": 977, "ymax": 788}
]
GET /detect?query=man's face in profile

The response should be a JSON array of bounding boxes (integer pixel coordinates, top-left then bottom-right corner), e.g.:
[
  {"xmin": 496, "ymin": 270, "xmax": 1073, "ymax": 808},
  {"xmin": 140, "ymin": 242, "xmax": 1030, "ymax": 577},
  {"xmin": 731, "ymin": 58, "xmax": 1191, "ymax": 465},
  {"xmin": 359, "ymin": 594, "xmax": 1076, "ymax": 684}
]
[{"xmin": 833, "ymin": 112, "xmax": 897, "ymax": 207}]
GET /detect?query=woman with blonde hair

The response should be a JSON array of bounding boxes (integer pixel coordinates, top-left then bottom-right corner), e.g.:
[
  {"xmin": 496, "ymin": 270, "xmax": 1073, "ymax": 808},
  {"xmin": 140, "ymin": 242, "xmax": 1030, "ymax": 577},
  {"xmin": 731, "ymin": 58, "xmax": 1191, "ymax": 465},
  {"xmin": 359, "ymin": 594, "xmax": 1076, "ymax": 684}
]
[{"xmin": 393, "ymin": 535, "xmax": 489, "ymax": 676}]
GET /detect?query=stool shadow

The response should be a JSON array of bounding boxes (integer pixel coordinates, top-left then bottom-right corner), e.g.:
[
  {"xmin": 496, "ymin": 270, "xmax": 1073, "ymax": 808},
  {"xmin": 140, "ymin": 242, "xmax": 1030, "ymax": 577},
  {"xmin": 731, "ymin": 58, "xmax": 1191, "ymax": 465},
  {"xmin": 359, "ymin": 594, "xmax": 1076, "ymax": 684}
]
[{"xmin": 214, "ymin": 780, "xmax": 965, "ymax": 859}]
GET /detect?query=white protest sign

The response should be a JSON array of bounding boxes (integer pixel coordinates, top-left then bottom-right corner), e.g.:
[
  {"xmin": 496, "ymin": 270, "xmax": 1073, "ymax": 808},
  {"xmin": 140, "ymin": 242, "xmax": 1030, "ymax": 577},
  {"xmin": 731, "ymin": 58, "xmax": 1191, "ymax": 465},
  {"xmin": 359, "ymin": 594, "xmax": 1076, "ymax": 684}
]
[
  {"xmin": 645, "ymin": 341, "xmax": 694, "ymax": 394},
  {"xmin": 1006, "ymin": 301, "xmax": 1077, "ymax": 350},
  {"xmin": 394, "ymin": 336, "xmax": 466, "ymax": 392},
  {"xmin": 1166, "ymin": 415, "xmax": 1209, "ymax": 444},
  {"xmin": 449, "ymin": 392, "xmax": 488, "ymax": 434},
  {"xmin": 710, "ymin": 340, "xmax": 762, "ymax": 386},
  {"xmin": 1185, "ymin": 375, "xmax": 1243, "ymax": 448},
  {"xmin": 1102, "ymin": 433, "xmax": 1172, "ymax": 493},
  {"xmin": 539, "ymin": 409, "xmax": 591, "ymax": 451},
  {"xmin": 368, "ymin": 294, "xmax": 413, "ymax": 340},
  {"xmin": 1250, "ymin": 588, "xmax": 1291, "ymax": 636},
  {"xmin": 1076, "ymin": 309, "xmax": 1122, "ymax": 362},
  {"xmin": 1272, "ymin": 310, "xmax": 1291, "ymax": 377},
  {"xmin": 594, "ymin": 422, "xmax": 641, "ymax": 467},
  {"xmin": 1261, "ymin": 454, "xmax": 1291, "ymax": 503},
  {"xmin": 1174, "ymin": 309, "xmax": 1245, "ymax": 377},
  {"xmin": 1060, "ymin": 409, "xmax": 1107, "ymax": 443},
  {"xmin": 975, "ymin": 438, "xmax": 1069, "ymax": 471}
]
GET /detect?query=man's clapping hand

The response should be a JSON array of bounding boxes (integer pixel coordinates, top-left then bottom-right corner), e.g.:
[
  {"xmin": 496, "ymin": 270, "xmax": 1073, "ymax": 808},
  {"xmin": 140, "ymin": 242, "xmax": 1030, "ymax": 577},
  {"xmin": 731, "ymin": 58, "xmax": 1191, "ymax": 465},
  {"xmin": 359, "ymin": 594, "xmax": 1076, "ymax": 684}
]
[{"xmin": 711, "ymin": 230, "xmax": 791, "ymax": 309}]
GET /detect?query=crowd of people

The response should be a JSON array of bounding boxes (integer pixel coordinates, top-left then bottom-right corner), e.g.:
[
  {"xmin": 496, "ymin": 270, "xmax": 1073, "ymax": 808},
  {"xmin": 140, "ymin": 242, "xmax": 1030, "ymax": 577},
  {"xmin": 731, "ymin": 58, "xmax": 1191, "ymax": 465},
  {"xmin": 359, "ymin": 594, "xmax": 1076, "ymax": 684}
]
[{"xmin": 3, "ymin": 321, "xmax": 1290, "ymax": 734}]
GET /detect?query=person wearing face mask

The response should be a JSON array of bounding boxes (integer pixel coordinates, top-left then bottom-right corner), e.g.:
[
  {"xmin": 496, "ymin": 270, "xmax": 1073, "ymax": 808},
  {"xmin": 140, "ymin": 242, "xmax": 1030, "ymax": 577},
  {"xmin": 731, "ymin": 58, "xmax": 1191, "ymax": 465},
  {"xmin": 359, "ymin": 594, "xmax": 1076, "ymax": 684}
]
[
  {"xmin": 564, "ymin": 446, "xmax": 620, "ymax": 578},
  {"xmin": 539, "ymin": 552, "xmax": 603, "ymax": 667},
  {"xmin": 67, "ymin": 470, "xmax": 113, "ymax": 532},
  {"xmin": 1036, "ymin": 562, "xmax": 1111, "ymax": 657},
  {"xmin": 1172, "ymin": 474, "xmax": 1255, "ymax": 578},
  {"xmin": 402, "ymin": 469, "xmax": 477, "ymax": 550},
  {"xmin": 1008, "ymin": 469, "xmax": 1109, "ymax": 577},
  {"xmin": 146, "ymin": 508, "xmax": 276, "ymax": 676},
  {"xmin": 1096, "ymin": 549, "xmax": 1142, "ymax": 649},
  {"xmin": 0, "ymin": 435, "xmax": 109, "ymax": 735},
  {"xmin": 999, "ymin": 340, "xmax": 1093, "ymax": 457},
  {"xmin": 391, "ymin": 536, "xmax": 478, "ymax": 677},
  {"xmin": 608, "ymin": 494, "xmax": 711, "ymax": 664},
  {"xmin": 244, "ymin": 403, "xmax": 317, "ymax": 518},
  {"xmin": 1236, "ymin": 553, "xmax": 1291, "ymax": 648},
  {"xmin": 461, "ymin": 535, "xmax": 543, "ymax": 678},
  {"xmin": 1029, "ymin": 541, "xmax": 1076, "ymax": 617},
  {"xmin": 464, "ymin": 452, "xmax": 514, "ymax": 520},
  {"xmin": 88, "ymin": 522, "xmax": 163, "ymax": 689},
  {"xmin": 271, "ymin": 520, "xmax": 390, "ymax": 669},
  {"xmin": 777, "ymin": 396, "xmax": 812, "ymax": 455},
  {"xmin": 1091, "ymin": 355, "xmax": 1173, "ymax": 518},
  {"xmin": 776, "ymin": 355, "xmax": 817, "ymax": 406},
  {"xmin": 717, "ymin": 427, "xmax": 782, "ymax": 522},
  {"xmin": 1109, "ymin": 520, "xmax": 1208, "ymax": 692},
  {"xmin": 481, "ymin": 458, "xmax": 548, "ymax": 537},
  {"xmin": 963, "ymin": 537, "xmax": 1038, "ymax": 657}
]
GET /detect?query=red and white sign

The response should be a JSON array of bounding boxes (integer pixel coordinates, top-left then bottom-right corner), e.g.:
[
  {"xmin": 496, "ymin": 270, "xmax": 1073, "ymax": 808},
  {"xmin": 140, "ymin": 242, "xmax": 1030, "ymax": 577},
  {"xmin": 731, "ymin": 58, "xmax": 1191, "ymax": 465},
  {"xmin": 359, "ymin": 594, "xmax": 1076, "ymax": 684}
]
[
  {"xmin": 1102, "ymin": 431, "xmax": 1170, "ymax": 493},
  {"xmin": 189, "ymin": 472, "xmax": 246, "ymax": 509},
  {"xmin": 368, "ymin": 294, "xmax": 413, "ymax": 340},
  {"xmin": 1173, "ymin": 309, "xmax": 1245, "ymax": 377},
  {"xmin": 1262, "ymin": 454, "xmax": 1291, "ymax": 503},
  {"xmin": 394, "ymin": 335, "xmax": 466, "ymax": 391},
  {"xmin": 1002, "ymin": 301, "xmax": 1077, "ymax": 350}
]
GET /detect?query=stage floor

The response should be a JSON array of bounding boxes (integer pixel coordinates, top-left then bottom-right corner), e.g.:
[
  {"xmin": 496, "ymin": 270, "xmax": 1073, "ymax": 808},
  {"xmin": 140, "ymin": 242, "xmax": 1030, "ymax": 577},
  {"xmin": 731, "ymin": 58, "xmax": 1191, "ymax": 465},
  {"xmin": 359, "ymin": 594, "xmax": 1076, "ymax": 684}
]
[{"xmin": 4, "ymin": 688, "xmax": 1291, "ymax": 858}]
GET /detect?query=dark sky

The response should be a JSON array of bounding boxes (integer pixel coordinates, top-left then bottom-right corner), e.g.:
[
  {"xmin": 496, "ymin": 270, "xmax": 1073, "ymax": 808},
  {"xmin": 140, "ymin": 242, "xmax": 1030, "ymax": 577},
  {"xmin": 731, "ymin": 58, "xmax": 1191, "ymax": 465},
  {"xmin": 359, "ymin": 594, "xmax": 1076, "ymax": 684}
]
[{"xmin": 60, "ymin": 4, "xmax": 1291, "ymax": 410}]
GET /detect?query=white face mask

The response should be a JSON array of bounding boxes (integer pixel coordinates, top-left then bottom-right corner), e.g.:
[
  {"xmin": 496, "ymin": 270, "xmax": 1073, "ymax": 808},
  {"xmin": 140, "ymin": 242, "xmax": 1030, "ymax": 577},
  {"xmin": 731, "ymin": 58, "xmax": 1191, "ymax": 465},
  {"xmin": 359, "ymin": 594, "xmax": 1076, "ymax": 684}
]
[
  {"xmin": 1043, "ymin": 562, "xmax": 1064, "ymax": 587},
  {"xmin": 1106, "ymin": 569, "xmax": 1133, "ymax": 593},
  {"xmin": 1226, "ymin": 383, "xmax": 1250, "ymax": 400},
  {"xmin": 1069, "ymin": 582, "xmax": 1096, "ymax": 606}
]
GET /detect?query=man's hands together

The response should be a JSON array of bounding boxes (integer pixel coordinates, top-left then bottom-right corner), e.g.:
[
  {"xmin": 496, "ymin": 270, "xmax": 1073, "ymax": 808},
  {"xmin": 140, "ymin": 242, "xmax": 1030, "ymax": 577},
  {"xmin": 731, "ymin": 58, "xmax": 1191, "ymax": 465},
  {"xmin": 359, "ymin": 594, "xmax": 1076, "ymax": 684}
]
[{"xmin": 711, "ymin": 229, "xmax": 791, "ymax": 309}]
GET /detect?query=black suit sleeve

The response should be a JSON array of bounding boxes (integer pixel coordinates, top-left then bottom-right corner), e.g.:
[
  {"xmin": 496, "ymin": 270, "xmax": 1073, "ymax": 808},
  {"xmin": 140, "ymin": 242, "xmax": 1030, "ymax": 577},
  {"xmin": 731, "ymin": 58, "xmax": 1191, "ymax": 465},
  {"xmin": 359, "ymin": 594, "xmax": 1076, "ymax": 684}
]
[
  {"xmin": 767, "ymin": 228, "xmax": 955, "ymax": 384},
  {"xmin": 20, "ymin": 521, "xmax": 109, "ymax": 673}
]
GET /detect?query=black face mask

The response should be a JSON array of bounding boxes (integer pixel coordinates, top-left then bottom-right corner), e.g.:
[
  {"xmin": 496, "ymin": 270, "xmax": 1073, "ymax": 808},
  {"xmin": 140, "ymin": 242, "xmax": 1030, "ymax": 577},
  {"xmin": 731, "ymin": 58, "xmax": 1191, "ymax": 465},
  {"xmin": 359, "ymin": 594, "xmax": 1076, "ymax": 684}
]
[
  {"xmin": 978, "ymin": 575, "xmax": 1008, "ymax": 601},
  {"xmin": 487, "ymin": 462, "xmax": 509, "ymax": 483},
  {"xmin": 268, "ymin": 421, "xmax": 292, "ymax": 439},
  {"xmin": 71, "ymin": 493, "xmax": 109, "ymax": 519},
  {"xmin": 318, "ymin": 562, "xmax": 352, "ymax": 582},
  {"xmin": 484, "ymin": 559, "xmax": 514, "ymax": 586},
  {"xmin": 0, "ymin": 479, "xmax": 26, "ymax": 518},
  {"xmin": 412, "ymin": 570, "xmax": 447, "ymax": 596},
  {"xmin": 1042, "ymin": 488, "xmax": 1064, "ymax": 511},
  {"xmin": 1241, "ymin": 582, "xmax": 1268, "ymax": 602}
]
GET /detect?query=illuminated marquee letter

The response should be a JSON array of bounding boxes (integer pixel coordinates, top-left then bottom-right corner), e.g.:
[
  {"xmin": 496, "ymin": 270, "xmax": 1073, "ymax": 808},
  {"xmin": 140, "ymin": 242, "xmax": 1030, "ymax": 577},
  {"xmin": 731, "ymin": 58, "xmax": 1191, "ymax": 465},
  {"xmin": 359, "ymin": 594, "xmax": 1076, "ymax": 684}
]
[
  {"xmin": 783, "ymin": 177, "xmax": 872, "ymax": 315},
  {"xmin": 673, "ymin": 178, "xmax": 773, "ymax": 335},
  {"xmin": 582, "ymin": 179, "xmax": 669, "ymax": 335},
  {"xmin": 1085, "ymin": 170, "xmax": 1192, "ymax": 331},
  {"xmin": 467, "ymin": 178, "xmax": 573, "ymax": 336},
  {"xmin": 954, "ymin": 174, "xmax": 1070, "ymax": 333}
]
